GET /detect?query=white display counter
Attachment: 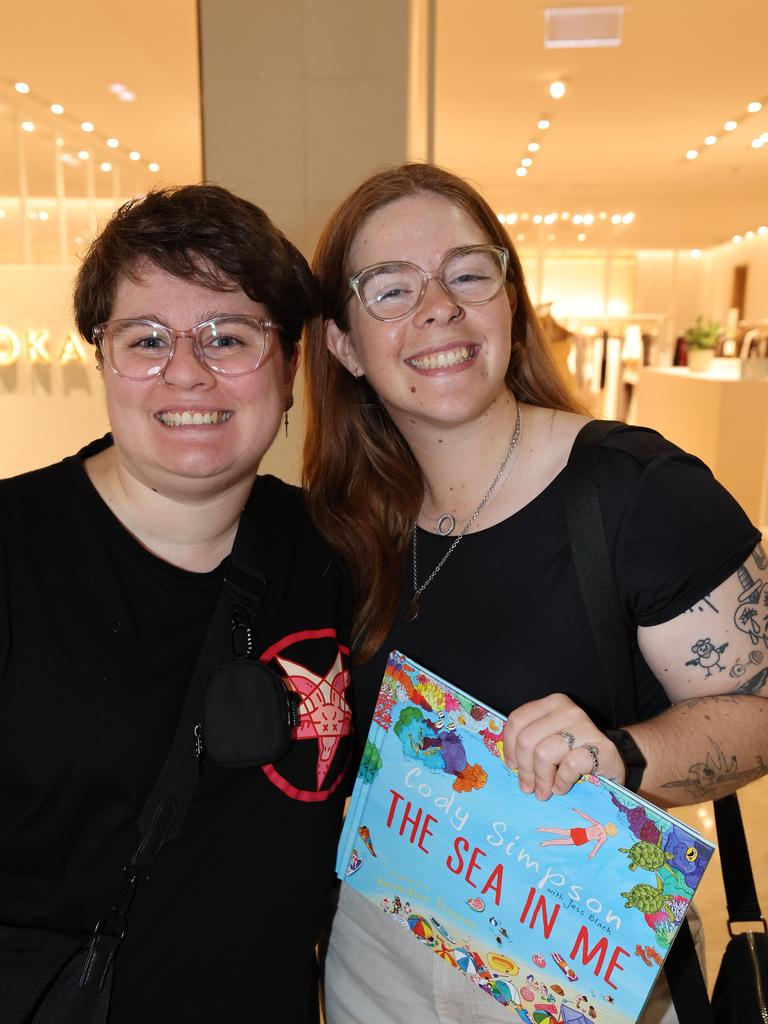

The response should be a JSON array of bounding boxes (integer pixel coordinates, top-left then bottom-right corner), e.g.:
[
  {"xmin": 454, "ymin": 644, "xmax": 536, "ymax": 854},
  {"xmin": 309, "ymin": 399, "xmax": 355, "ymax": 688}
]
[{"xmin": 634, "ymin": 365, "xmax": 768, "ymax": 532}]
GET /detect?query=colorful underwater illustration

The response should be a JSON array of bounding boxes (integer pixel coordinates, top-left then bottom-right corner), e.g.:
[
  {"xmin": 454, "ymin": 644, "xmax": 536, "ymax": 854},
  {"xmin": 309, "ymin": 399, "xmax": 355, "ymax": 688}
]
[{"xmin": 338, "ymin": 651, "xmax": 715, "ymax": 1024}]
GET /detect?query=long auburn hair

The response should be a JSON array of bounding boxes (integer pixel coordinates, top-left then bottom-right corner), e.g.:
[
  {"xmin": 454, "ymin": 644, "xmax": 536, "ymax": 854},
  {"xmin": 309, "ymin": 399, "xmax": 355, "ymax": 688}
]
[{"xmin": 303, "ymin": 162, "xmax": 582, "ymax": 662}]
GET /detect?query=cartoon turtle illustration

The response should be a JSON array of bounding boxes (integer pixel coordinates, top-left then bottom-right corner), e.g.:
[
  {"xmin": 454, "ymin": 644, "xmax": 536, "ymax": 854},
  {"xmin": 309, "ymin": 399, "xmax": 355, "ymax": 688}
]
[
  {"xmin": 621, "ymin": 874, "xmax": 676, "ymax": 919},
  {"xmin": 619, "ymin": 834, "xmax": 674, "ymax": 873}
]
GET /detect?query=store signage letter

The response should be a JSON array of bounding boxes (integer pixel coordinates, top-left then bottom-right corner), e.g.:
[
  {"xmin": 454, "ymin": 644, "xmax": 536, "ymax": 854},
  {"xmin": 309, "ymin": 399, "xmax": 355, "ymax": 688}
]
[{"xmin": 0, "ymin": 327, "xmax": 89, "ymax": 367}]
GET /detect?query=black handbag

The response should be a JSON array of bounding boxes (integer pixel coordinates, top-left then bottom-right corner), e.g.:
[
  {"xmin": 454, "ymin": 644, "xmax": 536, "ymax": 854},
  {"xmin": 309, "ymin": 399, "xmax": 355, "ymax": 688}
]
[
  {"xmin": 565, "ymin": 419, "xmax": 766, "ymax": 1024},
  {"xmin": 0, "ymin": 478, "xmax": 298, "ymax": 1023}
]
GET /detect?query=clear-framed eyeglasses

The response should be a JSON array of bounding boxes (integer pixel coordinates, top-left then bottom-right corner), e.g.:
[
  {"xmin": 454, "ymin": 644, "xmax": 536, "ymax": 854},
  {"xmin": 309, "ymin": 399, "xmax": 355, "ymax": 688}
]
[
  {"xmin": 349, "ymin": 244, "xmax": 510, "ymax": 322},
  {"xmin": 92, "ymin": 316, "xmax": 282, "ymax": 380}
]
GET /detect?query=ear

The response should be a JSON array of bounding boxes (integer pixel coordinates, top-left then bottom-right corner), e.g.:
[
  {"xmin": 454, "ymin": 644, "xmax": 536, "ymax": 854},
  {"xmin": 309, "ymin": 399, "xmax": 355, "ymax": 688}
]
[{"xmin": 325, "ymin": 319, "xmax": 361, "ymax": 377}]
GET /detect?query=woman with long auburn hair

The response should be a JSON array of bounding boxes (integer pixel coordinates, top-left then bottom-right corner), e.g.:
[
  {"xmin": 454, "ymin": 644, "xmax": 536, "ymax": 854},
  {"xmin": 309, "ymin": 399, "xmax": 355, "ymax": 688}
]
[{"xmin": 303, "ymin": 163, "xmax": 765, "ymax": 1023}]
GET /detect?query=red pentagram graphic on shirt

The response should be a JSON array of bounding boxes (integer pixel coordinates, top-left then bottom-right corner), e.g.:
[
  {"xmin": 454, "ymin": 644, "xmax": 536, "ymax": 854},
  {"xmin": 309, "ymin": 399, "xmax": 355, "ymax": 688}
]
[{"xmin": 276, "ymin": 649, "xmax": 352, "ymax": 788}]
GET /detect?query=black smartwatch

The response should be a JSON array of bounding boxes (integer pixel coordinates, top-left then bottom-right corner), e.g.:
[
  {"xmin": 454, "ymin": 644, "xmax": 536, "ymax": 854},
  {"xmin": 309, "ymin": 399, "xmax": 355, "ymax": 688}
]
[{"xmin": 605, "ymin": 729, "xmax": 647, "ymax": 792}]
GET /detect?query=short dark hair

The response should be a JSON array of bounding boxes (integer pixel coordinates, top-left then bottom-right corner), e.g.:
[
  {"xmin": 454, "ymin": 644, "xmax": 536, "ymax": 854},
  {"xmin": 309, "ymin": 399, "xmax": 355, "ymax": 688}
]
[{"xmin": 74, "ymin": 184, "xmax": 319, "ymax": 357}]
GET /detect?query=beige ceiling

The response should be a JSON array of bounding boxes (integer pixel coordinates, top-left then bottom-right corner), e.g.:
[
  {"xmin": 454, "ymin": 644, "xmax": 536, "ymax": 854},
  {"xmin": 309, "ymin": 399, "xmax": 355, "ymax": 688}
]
[{"xmin": 1, "ymin": 0, "xmax": 766, "ymax": 253}]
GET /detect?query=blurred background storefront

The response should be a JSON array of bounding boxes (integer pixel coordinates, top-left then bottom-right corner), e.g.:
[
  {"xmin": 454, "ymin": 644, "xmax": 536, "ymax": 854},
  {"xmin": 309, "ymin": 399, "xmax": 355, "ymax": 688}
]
[{"xmin": 1, "ymin": 0, "xmax": 766, "ymax": 984}]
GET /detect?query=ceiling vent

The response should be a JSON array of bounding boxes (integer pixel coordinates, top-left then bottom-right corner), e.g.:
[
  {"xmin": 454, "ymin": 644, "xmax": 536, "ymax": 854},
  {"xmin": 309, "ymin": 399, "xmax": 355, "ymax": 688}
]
[{"xmin": 544, "ymin": 6, "xmax": 624, "ymax": 48}]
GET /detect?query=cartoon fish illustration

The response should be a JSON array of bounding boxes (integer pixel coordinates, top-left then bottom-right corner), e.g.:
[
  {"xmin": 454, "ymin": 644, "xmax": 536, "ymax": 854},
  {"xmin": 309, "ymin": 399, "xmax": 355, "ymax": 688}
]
[{"xmin": 358, "ymin": 825, "xmax": 377, "ymax": 857}]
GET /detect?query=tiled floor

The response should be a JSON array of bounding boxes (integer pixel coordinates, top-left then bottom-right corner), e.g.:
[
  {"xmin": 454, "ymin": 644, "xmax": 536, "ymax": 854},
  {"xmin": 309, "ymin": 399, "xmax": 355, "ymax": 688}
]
[{"xmin": 673, "ymin": 774, "xmax": 768, "ymax": 989}]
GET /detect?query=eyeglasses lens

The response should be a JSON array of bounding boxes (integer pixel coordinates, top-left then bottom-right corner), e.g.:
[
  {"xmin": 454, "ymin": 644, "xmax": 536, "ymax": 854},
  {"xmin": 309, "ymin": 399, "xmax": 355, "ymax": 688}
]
[
  {"xmin": 101, "ymin": 317, "xmax": 270, "ymax": 378},
  {"xmin": 358, "ymin": 247, "xmax": 505, "ymax": 321}
]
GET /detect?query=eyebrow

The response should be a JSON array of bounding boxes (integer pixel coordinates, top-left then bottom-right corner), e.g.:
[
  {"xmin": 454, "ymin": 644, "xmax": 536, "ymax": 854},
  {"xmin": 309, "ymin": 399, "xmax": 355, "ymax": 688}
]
[{"xmin": 120, "ymin": 311, "xmax": 246, "ymax": 326}]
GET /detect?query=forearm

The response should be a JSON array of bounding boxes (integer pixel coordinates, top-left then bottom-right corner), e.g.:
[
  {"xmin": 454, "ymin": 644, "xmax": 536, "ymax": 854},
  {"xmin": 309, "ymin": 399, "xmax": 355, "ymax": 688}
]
[{"xmin": 622, "ymin": 694, "xmax": 768, "ymax": 807}]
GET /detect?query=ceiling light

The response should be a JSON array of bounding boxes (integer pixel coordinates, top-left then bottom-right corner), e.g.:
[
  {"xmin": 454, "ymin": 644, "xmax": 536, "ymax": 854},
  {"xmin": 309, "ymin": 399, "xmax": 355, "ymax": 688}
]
[
  {"xmin": 538, "ymin": 119, "xmax": 551, "ymax": 130},
  {"xmin": 544, "ymin": 213, "xmax": 557, "ymax": 224},
  {"xmin": 56, "ymin": 138, "xmax": 64, "ymax": 146},
  {"xmin": 572, "ymin": 214, "xmax": 583, "ymax": 225},
  {"xmin": 516, "ymin": 233, "xmax": 525, "ymax": 242},
  {"xmin": 533, "ymin": 214, "xmax": 543, "ymax": 224},
  {"xmin": 521, "ymin": 157, "xmax": 533, "ymax": 167},
  {"xmin": 106, "ymin": 138, "xmax": 119, "ymax": 149},
  {"xmin": 686, "ymin": 149, "xmax": 699, "ymax": 160},
  {"xmin": 60, "ymin": 153, "xmax": 79, "ymax": 166},
  {"xmin": 560, "ymin": 212, "xmax": 570, "ymax": 220},
  {"xmin": 611, "ymin": 213, "xmax": 622, "ymax": 224},
  {"xmin": 21, "ymin": 121, "xmax": 35, "ymax": 132},
  {"xmin": 690, "ymin": 249, "xmax": 701, "ymax": 258},
  {"xmin": 100, "ymin": 162, "xmax": 112, "ymax": 172},
  {"xmin": 577, "ymin": 233, "xmax": 586, "ymax": 242},
  {"xmin": 520, "ymin": 213, "xmax": 529, "ymax": 221},
  {"xmin": 758, "ymin": 226, "xmax": 768, "ymax": 235},
  {"xmin": 128, "ymin": 151, "xmax": 141, "ymax": 161},
  {"xmin": 598, "ymin": 211, "xmax": 607, "ymax": 220},
  {"xmin": 732, "ymin": 235, "xmax": 743, "ymax": 244},
  {"xmin": 50, "ymin": 103, "xmax": 64, "ymax": 115},
  {"xmin": 0, "ymin": 209, "xmax": 6, "ymax": 219},
  {"xmin": 148, "ymin": 162, "xmax": 160, "ymax": 173},
  {"xmin": 583, "ymin": 213, "xmax": 594, "ymax": 225},
  {"xmin": 38, "ymin": 211, "xmax": 49, "ymax": 221},
  {"xmin": 109, "ymin": 83, "xmax": 126, "ymax": 95},
  {"xmin": 704, "ymin": 135, "xmax": 717, "ymax": 146},
  {"xmin": 78, "ymin": 150, "xmax": 89, "ymax": 160},
  {"xmin": 747, "ymin": 101, "xmax": 762, "ymax": 113},
  {"xmin": 497, "ymin": 213, "xmax": 506, "ymax": 223},
  {"xmin": 119, "ymin": 90, "xmax": 137, "ymax": 102},
  {"xmin": 81, "ymin": 122, "xmax": 95, "ymax": 133},
  {"xmin": 745, "ymin": 230, "xmax": 755, "ymax": 239},
  {"xmin": 14, "ymin": 82, "xmax": 30, "ymax": 94},
  {"xmin": 723, "ymin": 120, "xmax": 738, "ymax": 131},
  {"xmin": 516, "ymin": 167, "xmax": 527, "ymax": 177},
  {"xmin": 623, "ymin": 212, "xmax": 635, "ymax": 223},
  {"xmin": 528, "ymin": 141, "xmax": 540, "ymax": 152},
  {"xmin": 547, "ymin": 233, "xmax": 556, "ymax": 242},
  {"xmin": 507, "ymin": 213, "xmax": 518, "ymax": 224},
  {"xmin": 751, "ymin": 138, "xmax": 765, "ymax": 149},
  {"xmin": 549, "ymin": 81, "xmax": 566, "ymax": 99}
]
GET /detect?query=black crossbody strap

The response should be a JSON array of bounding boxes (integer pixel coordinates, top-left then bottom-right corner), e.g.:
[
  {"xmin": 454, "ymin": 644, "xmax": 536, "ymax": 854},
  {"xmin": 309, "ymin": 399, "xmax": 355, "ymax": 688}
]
[
  {"xmin": 81, "ymin": 477, "xmax": 272, "ymax": 993},
  {"xmin": 564, "ymin": 419, "xmax": 716, "ymax": 1024},
  {"xmin": 564, "ymin": 419, "xmax": 637, "ymax": 727},
  {"xmin": 714, "ymin": 793, "xmax": 763, "ymax": 924}
]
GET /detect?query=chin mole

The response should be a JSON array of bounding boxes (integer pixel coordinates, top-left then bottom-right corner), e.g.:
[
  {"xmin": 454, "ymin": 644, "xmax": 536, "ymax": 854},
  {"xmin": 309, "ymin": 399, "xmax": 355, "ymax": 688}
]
[{"xmin": 410, "ymin": 386, "xmax": 416, "ymax": 393}]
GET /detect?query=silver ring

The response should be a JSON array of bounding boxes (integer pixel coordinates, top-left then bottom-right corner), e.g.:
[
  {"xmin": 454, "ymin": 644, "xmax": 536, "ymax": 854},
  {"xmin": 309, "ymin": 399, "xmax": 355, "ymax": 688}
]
[
  {"xmin": 557, "ymin": 730, "xmax": 575, "ymax": 750},
  {"xmin": 582, "ymin": 743, "xmax": 599, "ymax": 774}
]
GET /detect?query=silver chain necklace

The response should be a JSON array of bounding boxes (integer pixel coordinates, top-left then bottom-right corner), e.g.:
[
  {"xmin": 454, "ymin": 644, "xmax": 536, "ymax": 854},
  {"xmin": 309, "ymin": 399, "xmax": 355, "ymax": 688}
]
[{"xmin": 404, "ymin": 405, "xmax": 522, "ymax": 622}]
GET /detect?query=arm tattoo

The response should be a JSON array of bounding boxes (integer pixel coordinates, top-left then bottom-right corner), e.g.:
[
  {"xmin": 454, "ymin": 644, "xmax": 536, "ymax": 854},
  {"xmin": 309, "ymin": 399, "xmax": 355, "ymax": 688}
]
[
  {"xmin": 661, "ymin": 737, "xmax": 766, "ymax": 798},
  {"xmin": 684, "ymin": 594, "xmax": 718, "ymax": 614},
  {"xmin": 730, "ymin": 664, "xmax": 768, "ymax": 696},
  {"xmin": 685, "ymin": 637, "xmax": 728, "ymax": 676},
  {"xmin": 733, "ymin": 565, "xmax": 768, "ymax": 647},
  {"xmin": 753, "ymin": 542, "xmax": 767, "ymax": 571}
]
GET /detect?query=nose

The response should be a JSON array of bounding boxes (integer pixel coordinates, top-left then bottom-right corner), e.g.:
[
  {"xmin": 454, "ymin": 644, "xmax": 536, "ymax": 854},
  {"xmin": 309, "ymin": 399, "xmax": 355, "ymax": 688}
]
[
  {"xmin": 413, "ymin": 275, "xmax": 463, "ymax": 326},
  {"xmin": 160, "ymin": 335, "xmax": 216, "ymax": 388}
]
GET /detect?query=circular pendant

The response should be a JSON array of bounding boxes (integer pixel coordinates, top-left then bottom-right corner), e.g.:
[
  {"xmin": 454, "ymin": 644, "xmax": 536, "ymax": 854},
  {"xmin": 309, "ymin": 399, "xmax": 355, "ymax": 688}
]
[
  {"xmin": 436, "ymin": 513, "xmax": 456, "ymax": 536},
  {"xmin": 403, "ymin": 599, "xmax": 420, "ymax": 621}
]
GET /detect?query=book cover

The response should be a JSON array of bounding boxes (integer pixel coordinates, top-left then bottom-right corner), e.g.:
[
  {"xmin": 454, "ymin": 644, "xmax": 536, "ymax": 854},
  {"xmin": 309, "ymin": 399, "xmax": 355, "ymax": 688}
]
[{"xmin": 336, "ymin": 650, "xmax": 715, "ymax": 1024}]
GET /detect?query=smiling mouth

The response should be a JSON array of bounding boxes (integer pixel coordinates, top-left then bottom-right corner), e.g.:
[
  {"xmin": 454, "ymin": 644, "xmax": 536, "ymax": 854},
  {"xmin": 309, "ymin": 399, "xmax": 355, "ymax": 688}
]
[
  {"xmin": 156, "ymin": 410, "xmax": 233, "ymax": 427},
  {"xmin": 406, "ymin": 346, "xmax": 476, "ymax": 370}
]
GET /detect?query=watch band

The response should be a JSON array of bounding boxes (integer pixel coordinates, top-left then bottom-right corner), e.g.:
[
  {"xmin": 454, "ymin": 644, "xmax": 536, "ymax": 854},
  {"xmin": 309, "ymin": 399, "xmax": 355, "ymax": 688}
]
[{"xmin": 605, "ymin": 728, "xmax": 647, "ymax": 792}]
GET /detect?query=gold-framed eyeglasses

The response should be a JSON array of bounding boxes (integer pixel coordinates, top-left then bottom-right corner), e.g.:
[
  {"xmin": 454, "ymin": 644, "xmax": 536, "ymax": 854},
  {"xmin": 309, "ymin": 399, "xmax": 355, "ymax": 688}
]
[
  {"xmin": 92, "ymin": 316, "xmax": 282, "ymax": 380},
  {"xmin": 349, "ymin": 244, "xmax": 509, "ymax": 322}
]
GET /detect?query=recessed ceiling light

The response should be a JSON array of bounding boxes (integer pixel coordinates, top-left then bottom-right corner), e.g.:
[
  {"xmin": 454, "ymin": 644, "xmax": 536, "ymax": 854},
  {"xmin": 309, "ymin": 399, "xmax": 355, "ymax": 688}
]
[
  {"xmin": 497, "ymin": 213, "xmax": 506, "ymax": 223},
  {"xmin": 598, "ymin": 211, "xmax": 607, "ymax": 220},
  {"xmin": 573, "ymin": 214, "xmax": 583, "ymax": 225},
  {"xmin": 560, "ymin": 212, "xmax": 570, "ymax": 220},
  {"xmin": 745, "ymin": 230, "xmax": 755, "ymax": 239},
  {"xmin": 516, "ymin": 233, "xmax": 526, "ymax": 242},
  {"xmin": 723, "ymin": 120, "xmax": 738, "ymax": 132},
  {"xmin": 106, "ymin": 138, "xmax": 119, "ymax": 149},
  {"xmin": 119, "ymin": 90, "xmax": 137, "ymax": 102},
  {"xmin": 14, "ymin": 82, "xmax": 30, "ymax": 94},
  {"xmin": 507, "ymin": 213, "xmax": 518, "ymax": 224},
  {"xmin": 549, "ymin": 81, "xmax": 566, "ymax": 99},
  {"xmin": 732, "ymin": 234, "xmax": 743, "ymax": 244},
  {"xmin": 758, "ymin": 225, "xmax": 768, "ymax": 235},
  {"xmin": 521, "ymin": 157, "xmax": 533, "ymax": 167},
  {"xmin": 690, "ymin": 249, "xmax": 701, "ymax": 258},
  {"xmin": 148, "ymin": 162, "xmax": 160, "ymax": 173},
  {"xmin": 520, "ymin": 213, "xmax": 529, "ymax": 221},
  {"xmin": 704, "ymin": 135, "xmax": 717, "ymax": 146},
  {"xmin": 515, "ymin": 167, "xmax": 527, "ymax": 177},
  {"xmin": 100, "ymin": 162, "xmax": 112, "ymax": 172},
  {"xmin": 528, "ymin": 141, "xmax": 540, "ymax": 152},
  {"xmin": 686, "ymin": 149, "xmax": 699, "ymax": 160},
  {"xmin": 751, "ymin": 138, "xmax": 765, "ymax": 149},
  {"xmin": 21, "ymin": 121, "xmax": 35, "ymax": 132},
  {"xmin": 544, "ymin": 213, "xmax": 557, "ymax": 224},
  {"xmin": 747, "ymin": 101, "xmax": 762, "ymax": 113},
  {"xmin": 78, "ymin": 150, "xmax": 89, "ymax": 160},
  {"xmin": 533, "ymin": 214, "xmax": 543, "ymax": 224},
  {"xmin": 577, "ymin": 232, "xmax": 586, "ymax": 241},
  {"xmin": 611, "ymin": 214, "xmax": 622, "ymax": 224},
  {"xmin": 109, "ymin": 83, "xmax": 127, "ymax": 95},
  {"xmin": 622, "ymin": 212, "xmax": 635, "ymax": 223},
  {"xmin": 129, "ymin": 151, "xmax": 141, "ymax": 161},
  {"xmin": 583, "ymin": 213, "xmax": 594, "ymax": 225},
  {"xmin": 538, "ymin": 119, "xmax": 551, "ymax": 130},
  {"xmin": 50, "ymin": 103, "xmax": 64, "ymax": 115},
  {"xmin": 81, "ymin": 122, "xmax": 95, "ymax": 133},
  {"xmin": 38, "ymin": 211, "xmax": 49, "ymax": 221}
]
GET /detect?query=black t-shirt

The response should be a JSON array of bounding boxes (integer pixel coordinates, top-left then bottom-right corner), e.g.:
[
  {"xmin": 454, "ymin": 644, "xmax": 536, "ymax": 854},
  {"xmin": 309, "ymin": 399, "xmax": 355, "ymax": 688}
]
[
  {"xmin": 353, "ymin": 428, "xmax": 760, "ymax": 737},
  {"xmin": 0, "ymin": 437, "xmax": 353, "ymax": 1023}
]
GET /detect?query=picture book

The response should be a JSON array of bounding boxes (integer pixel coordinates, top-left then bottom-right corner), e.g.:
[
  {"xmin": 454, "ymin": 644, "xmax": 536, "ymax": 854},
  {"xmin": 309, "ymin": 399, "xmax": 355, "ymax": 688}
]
[{"xmin": 336, "ymin": 650, "xmax": 715, "ymax": 1024}]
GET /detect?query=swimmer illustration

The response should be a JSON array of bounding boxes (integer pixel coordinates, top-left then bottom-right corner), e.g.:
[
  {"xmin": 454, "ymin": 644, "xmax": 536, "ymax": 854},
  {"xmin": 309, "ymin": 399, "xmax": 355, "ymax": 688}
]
[
  {"xmin": 537, "ymin": 809, "xmax": 618, "ymax": 860},
  {"xmin": 358, "ymin": 825, "xmax": 378, "ymax": 857}
]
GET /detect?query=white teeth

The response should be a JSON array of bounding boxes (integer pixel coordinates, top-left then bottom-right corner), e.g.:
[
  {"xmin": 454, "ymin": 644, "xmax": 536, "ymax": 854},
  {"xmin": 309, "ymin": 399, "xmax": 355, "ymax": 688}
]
[
  {"xmin": 158, "ymin": 411, "xmax": 231, "ymax": 427},
  {"xmin": 409, "ymin": 346, "xmax": 473, "ymax": 370}
]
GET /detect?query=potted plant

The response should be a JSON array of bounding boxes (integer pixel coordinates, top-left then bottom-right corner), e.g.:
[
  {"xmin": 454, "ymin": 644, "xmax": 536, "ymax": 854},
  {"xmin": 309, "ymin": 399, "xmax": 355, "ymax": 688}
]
[{"xmin": 684, "ymin": 316, "xmax": 720, "ymax": 373}]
